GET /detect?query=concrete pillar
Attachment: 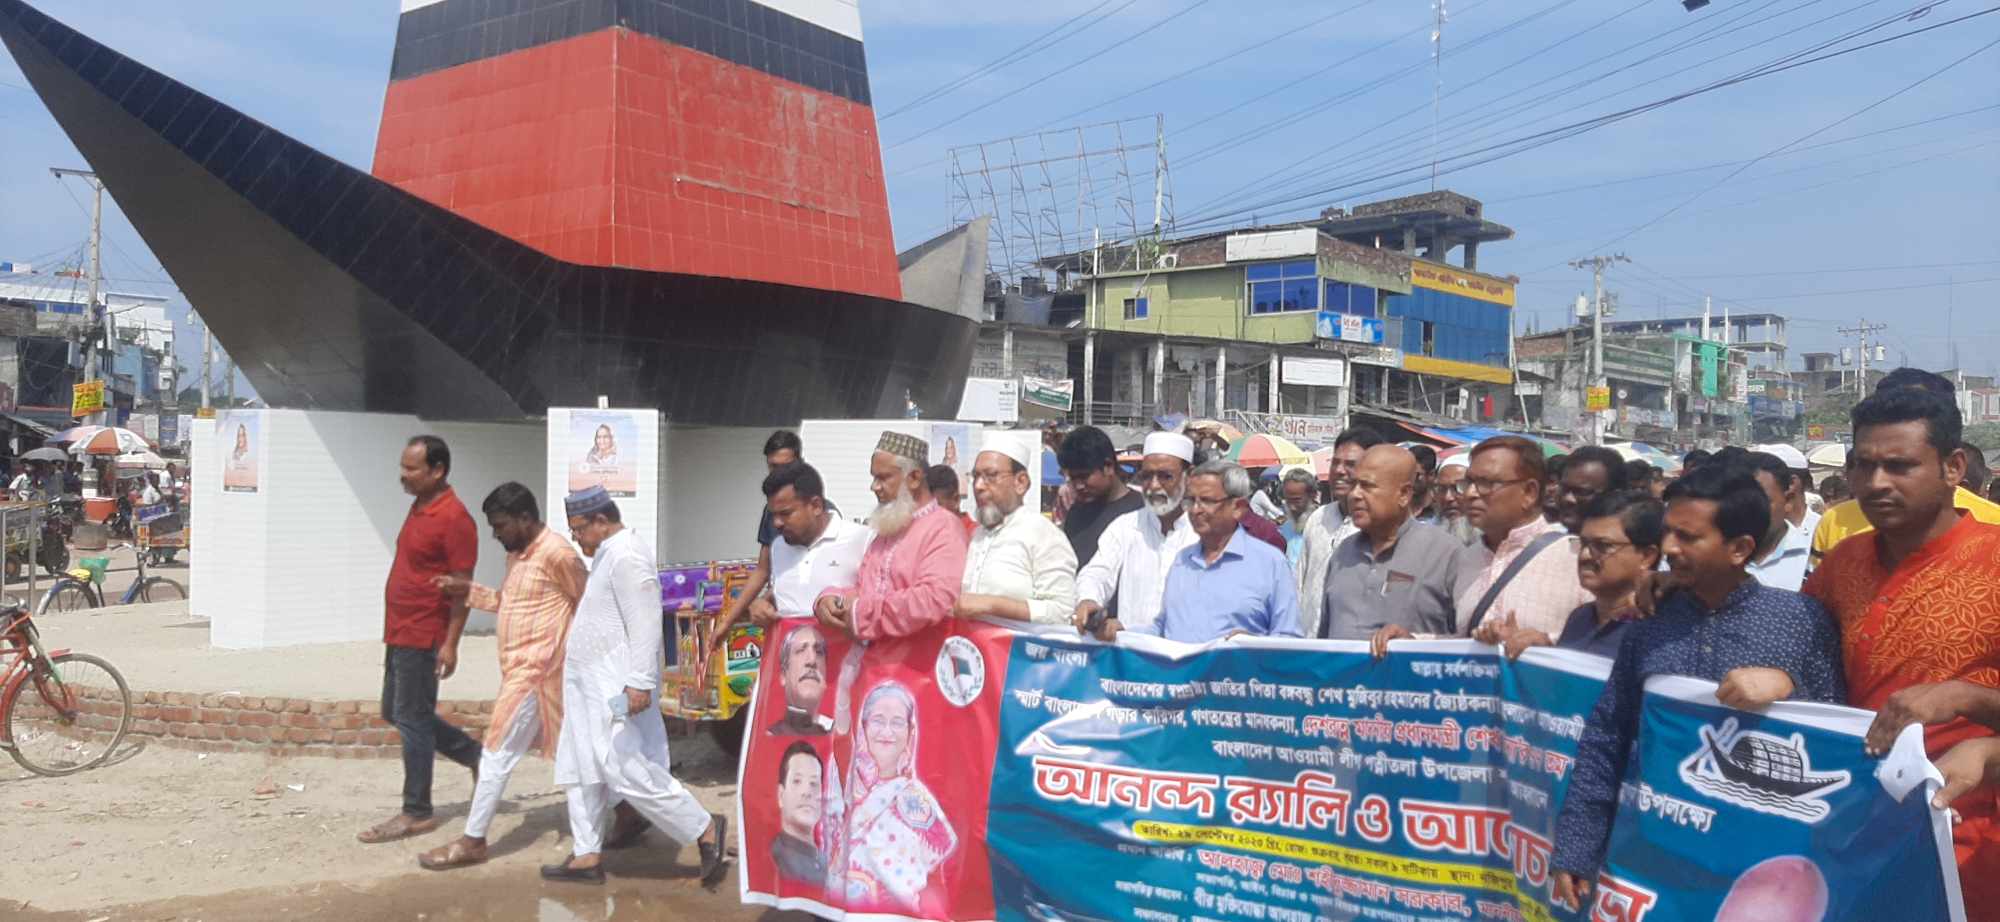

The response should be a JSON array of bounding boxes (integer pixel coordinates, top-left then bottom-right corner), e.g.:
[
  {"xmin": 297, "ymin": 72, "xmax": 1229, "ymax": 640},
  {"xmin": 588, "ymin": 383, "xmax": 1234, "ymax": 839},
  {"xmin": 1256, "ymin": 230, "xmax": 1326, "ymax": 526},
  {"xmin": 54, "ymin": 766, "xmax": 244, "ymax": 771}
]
[
  {"xmin": 1215, "ymin": 346, "xmax": 1228, "ymax": 418},
  {"xmin": 1401, "ymin": 227, "xmax": 1417, "ymax": 253},
  {"xmin": 1153, "ymin": 339, "xmax": 1166, "ymax": 418},
  {"xmin": 1268, "ymin": 349, "xmax": 1281, "ymax": 413},
  {"xmin": 1001, "ymin": 326, "xmax": 1014, "ymax": 377},
  {"xmin": 1128, "ymin": 348, "xmax": 1143, "ymax": 420},
  {"xmin": 1082, "ymin": 331, "xmax": 1095, "ymax": 424},
  {"xmin": 1463, "ymin": 240, "xmax": 1479, "ymax": 271}
]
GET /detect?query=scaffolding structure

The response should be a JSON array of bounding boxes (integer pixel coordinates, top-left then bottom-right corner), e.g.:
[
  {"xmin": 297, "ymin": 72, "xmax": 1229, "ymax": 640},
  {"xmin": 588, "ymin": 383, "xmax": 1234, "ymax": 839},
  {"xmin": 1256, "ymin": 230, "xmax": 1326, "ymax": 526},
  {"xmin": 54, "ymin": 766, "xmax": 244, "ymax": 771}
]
[{"xmin": 946, "ymin": 115, "xmax": 1174, "ymax": 293}]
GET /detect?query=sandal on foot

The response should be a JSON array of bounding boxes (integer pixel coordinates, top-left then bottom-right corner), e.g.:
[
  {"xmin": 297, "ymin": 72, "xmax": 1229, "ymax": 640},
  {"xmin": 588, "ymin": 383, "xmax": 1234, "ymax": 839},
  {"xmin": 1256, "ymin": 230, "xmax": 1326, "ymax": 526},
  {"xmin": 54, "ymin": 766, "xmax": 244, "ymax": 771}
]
[
  {"xmin": 698, "ymin": 813, "xmax": 730, "ymax": 887},
  {"xmin": 358, "ymin": 814, "xmax": 441, "ymax": 844},
  {"xmin": 418, "ymin": 839, "xmax": 487, "ymax": 870},
  {"xmin": 540, "ymin": 861, "xmax": 606, "ymax": 884}
]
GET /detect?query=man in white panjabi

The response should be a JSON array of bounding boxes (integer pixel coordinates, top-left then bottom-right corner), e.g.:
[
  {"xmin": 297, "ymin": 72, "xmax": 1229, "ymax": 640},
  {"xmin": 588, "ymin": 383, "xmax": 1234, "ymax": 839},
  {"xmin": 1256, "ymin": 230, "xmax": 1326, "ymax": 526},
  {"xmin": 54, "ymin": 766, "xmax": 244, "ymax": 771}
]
[
  {"xmin": 540, "ymin": 486, "xmax": 727, "ymax": 886},
  {"xmin": 826, "ymin": 681, "xmax": 956, "ymax": 913},
  {"xmin": 953, "ymin": 435, "xmax": 1078, "ymax": 624}
]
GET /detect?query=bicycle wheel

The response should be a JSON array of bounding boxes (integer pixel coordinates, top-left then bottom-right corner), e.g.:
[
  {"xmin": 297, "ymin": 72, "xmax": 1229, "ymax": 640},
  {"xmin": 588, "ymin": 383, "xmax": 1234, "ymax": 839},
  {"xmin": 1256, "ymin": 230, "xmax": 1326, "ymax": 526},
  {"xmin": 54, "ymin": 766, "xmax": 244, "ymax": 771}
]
[
  {"xmin": 36, "ymin": 580, "xmax": 96, "ymax": 616},
  {"xmin": 5, "ymin": 652, "xmax": 133, "ymax": 776},
  {"xmin": 137, "ymin": 577, "xmax": 187, "ymax": 603}
]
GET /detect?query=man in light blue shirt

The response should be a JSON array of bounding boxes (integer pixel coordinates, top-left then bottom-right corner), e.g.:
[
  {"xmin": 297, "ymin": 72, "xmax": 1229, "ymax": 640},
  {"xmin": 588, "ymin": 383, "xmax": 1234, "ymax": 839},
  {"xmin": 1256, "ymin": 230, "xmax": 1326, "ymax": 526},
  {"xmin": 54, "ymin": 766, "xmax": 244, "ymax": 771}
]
[{"xmin": 1099, "ymin": 460, "xmax": 1302, "ymax": 644}]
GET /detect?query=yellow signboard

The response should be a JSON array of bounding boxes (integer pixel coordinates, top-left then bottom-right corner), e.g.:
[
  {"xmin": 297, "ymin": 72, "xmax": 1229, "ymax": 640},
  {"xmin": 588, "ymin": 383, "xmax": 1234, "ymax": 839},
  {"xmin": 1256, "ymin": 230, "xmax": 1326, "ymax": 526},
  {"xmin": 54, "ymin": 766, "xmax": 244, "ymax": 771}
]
[
  {"xmin": 195, "ymin": 407, "xmax": 217, "ymax": 419},
  {"xmin": 1807, "ymin": 424, "xmax": 1826, "ymax": 440},
  {"xmin": 1586, "ymin": 386, "xmax": 1612, "ymax": 411},
  {"xmin": 71, "ymin": 380, "xmax": 105, "ymax": 417},
  {"xmin": 1401, "ymin": 354, "xmax": 1513, "ymax": 385},
  {"xmin": 1410, "ymin": 260, "xmax": 1516, "ymax": 307}
]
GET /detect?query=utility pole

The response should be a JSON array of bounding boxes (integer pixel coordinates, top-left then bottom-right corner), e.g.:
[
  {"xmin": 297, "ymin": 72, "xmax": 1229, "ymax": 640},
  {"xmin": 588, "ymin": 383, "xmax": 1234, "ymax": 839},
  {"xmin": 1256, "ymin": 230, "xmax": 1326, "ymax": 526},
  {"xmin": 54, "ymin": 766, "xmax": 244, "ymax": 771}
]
[
  {"xmin": 51, "ymin": 168, "xmax": 106, "ymax": 428},
  {"xmin": 1837, "ymin": 318, "xmax": 1888, "ymax": 396},
  {"xmin": 1569, "ymin": 254, "xmax": 1628, "ymax": 445}
]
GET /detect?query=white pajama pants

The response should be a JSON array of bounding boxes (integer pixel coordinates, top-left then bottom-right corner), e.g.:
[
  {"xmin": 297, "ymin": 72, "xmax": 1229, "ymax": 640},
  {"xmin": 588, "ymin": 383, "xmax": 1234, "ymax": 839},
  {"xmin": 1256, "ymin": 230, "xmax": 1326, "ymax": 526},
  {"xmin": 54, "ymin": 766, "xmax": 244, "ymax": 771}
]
[
  {"xmin": 464, "ymin": 692, "xmax": 540, "ymax": 840},
  {"xmin": 564, "ymin": 728, "xmax": 712, "ymax": 856}
]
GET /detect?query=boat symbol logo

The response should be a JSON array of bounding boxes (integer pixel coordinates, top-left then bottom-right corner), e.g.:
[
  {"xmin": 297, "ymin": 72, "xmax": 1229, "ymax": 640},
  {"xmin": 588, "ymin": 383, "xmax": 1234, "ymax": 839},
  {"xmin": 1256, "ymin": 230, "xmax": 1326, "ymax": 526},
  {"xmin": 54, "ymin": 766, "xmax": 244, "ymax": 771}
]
[{"xmin": 1677, "ymin": 717, "xmax": 1850, "ymax": 824}]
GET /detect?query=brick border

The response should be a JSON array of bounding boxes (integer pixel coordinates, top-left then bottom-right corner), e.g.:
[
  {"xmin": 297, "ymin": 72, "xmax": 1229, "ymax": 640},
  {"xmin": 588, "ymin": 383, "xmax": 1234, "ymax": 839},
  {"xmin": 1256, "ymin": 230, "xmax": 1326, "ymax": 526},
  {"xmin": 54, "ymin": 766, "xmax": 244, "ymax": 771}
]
[{"xmin": 16, "ymin": 687, "xmax": 493, "ymax": 759}]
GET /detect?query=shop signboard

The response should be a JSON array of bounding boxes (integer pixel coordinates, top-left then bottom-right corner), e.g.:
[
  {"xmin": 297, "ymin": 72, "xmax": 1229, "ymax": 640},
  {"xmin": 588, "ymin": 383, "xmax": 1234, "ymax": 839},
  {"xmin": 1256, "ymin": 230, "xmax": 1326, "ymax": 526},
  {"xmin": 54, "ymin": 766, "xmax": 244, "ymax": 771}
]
[
  {"xmin": 956, "ymin": 378, "xmax": 1020, "ymax": 423},
  {"xmin": 71, "ymin": 379, "xmax": 104, "ymax": 417},
  {"xmin": 1586, "ymin": 386, "xmax": 1612, "ymax": 411},
  {"xmin": 1314, "ymin": 311, "xmax": 1385, "ymax": 345},
  {"xmin": 1227, "ymin": 410, "xmax": 1344, "ymax": 448}
]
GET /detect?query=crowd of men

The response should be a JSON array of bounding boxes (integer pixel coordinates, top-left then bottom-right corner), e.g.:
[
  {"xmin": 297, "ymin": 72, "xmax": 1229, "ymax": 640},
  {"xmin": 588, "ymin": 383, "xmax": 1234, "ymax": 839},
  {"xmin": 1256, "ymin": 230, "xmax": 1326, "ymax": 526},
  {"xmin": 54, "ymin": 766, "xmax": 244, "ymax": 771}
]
[{"xmin": 355, "ymin": 364, "xmax": 2000, "ymax": 909}]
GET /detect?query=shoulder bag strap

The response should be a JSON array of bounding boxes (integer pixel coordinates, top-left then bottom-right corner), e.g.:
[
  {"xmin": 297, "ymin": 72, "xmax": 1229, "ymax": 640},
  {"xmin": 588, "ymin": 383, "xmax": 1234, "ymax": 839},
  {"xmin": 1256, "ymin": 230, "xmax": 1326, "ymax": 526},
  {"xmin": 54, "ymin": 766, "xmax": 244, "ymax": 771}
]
[{"xmin": 1462, "ymin": 530, "xmax": 1568, "ymax": 634}]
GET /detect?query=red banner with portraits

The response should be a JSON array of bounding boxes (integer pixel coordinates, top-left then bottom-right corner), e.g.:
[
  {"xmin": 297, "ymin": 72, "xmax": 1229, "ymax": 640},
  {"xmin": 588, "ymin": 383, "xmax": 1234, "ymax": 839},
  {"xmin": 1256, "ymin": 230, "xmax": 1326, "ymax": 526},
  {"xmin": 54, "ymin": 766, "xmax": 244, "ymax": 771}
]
[{"xmin": 737, "ymin": 617, "xmax": 1013, "ymax": 920}]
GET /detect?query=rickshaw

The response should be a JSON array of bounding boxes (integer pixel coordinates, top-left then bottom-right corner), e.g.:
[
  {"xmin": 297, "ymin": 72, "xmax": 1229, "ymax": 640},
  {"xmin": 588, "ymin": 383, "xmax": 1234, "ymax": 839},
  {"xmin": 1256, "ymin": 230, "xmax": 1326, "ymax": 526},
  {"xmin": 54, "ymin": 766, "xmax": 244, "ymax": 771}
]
[{"xmin": 657, "ymin": 559, "xmax": 762, "ymax": 754}]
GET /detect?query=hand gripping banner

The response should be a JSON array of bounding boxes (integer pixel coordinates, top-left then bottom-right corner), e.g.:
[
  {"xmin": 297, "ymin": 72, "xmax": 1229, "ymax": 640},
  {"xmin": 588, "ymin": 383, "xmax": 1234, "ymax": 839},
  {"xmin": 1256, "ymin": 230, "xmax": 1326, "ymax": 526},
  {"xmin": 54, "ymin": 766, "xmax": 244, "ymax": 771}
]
[{"xmin": 737, "ymin": 621, "xmax": 1963, "ymax": 922}]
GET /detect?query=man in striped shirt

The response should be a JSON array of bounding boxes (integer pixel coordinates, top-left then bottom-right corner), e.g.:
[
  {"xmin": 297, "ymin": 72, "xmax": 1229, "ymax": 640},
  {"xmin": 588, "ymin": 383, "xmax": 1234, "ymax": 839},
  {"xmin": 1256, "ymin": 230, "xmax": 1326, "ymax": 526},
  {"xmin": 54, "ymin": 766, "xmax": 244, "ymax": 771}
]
[{"xmin": 420, "ymin": 482, "xmax": 591, "ymax": 870}]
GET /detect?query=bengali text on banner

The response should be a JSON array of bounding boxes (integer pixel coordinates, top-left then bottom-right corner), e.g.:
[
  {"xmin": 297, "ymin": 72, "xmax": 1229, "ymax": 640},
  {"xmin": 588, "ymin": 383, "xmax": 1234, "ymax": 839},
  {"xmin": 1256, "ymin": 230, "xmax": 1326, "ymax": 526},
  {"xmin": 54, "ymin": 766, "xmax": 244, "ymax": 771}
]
[{"xmin": 736, "ymin": 621, "xmax": 1962, "ymax": 922}]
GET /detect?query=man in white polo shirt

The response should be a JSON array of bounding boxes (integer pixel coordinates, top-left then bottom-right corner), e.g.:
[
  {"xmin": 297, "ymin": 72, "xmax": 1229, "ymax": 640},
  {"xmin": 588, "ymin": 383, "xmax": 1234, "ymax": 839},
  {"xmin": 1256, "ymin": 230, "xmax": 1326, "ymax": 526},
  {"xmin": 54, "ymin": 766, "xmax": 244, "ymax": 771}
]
[
  {"xmin": 760, "ymin": 461, "xmax": 870, "ymax": 620},
  {"xmin": 1072, "ymin": 431, "xmax": 1197, "ymax": 635}
]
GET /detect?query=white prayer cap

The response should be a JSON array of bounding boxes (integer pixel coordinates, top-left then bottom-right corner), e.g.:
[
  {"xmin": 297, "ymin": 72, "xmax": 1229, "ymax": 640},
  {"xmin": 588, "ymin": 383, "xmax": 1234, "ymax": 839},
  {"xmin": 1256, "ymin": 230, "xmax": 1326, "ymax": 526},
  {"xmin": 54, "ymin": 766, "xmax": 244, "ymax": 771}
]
[
  {"xmin": 979, "ymin": 434, "xmax": 1033, "ymax": 472},
  {"xmin": 1754, "ymin": 443, "xmax": 1809, "ymax": 470},
  {"xmin": 1143, "ymin": 431, "xmax": 1196, "ymax": 463},
  {"xmin": 1439, "ymin": 453, "xmax": 1471, "ymax": 470}
]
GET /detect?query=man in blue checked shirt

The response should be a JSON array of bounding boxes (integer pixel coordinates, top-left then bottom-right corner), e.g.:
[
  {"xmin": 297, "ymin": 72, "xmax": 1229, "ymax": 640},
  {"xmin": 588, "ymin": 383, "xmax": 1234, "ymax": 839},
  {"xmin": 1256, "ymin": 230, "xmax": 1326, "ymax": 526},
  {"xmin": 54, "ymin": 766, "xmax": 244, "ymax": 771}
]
[
  {"xmin": 1550, "ymin": 461, "xmax": 1845, "ymax": 910},
  {"xmin": 1090, "ymin": 460, "xmax": 1302, "ymax": 644}
]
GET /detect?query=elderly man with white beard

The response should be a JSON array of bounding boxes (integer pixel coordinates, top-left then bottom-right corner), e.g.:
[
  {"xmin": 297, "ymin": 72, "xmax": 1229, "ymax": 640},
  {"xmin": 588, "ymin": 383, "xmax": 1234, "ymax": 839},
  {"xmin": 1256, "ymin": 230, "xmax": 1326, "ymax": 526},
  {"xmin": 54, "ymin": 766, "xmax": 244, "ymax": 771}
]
[
  {"xmin": 814, "ymin": 431, "xmax": 970, "ymax": 641},
  {"xmin": 1071, "ymin": 431, "xmax": 1198, "ymax": 636},
  {"xmin": 954, "ymin": 436, "xmax": 1079, "ymax": 624}
]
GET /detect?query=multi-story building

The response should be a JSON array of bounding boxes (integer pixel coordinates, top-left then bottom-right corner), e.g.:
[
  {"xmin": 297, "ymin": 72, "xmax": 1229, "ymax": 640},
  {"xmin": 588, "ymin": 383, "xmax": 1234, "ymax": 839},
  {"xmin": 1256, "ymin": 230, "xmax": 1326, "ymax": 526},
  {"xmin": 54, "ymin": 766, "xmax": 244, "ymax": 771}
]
[
  {"xmin": 1516, "ymin": 324, "xmax": 1759, "ymax": 448},
  {"xmin": 0, "ymin": 273, "xmax": 177, "ymax": 430},
  {"xmin": 1603, "ymin": 311, "xmax": 1787, "ymax": 371}
]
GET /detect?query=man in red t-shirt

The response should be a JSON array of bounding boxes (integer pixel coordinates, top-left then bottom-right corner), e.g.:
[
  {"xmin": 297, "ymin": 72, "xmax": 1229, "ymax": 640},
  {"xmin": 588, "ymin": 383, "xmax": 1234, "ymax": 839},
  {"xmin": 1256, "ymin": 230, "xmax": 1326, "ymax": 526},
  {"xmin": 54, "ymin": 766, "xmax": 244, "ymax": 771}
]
[{"xmin": 358, "ymin": 435, "xmax": 484, "ymax": 844}]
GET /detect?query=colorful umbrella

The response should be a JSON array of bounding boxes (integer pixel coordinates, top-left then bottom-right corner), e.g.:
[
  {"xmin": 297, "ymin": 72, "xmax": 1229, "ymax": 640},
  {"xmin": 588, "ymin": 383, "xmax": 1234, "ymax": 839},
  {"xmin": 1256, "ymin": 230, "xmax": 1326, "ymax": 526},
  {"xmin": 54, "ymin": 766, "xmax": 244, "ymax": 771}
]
[
  {"xmin": 1225, "ymin": 434, "xmax": 1310, "ymax": 469},
  {"xmin": 61, "ymin": 425, "xmax": 152, "ymax": 455},
  {"xmin": 1806, "ymin": 442, "xmax": 1846, "ymax": 470},
  {"xmin": 1308, "ymin": 446, "xmax": 1336, "ymax": 480}
]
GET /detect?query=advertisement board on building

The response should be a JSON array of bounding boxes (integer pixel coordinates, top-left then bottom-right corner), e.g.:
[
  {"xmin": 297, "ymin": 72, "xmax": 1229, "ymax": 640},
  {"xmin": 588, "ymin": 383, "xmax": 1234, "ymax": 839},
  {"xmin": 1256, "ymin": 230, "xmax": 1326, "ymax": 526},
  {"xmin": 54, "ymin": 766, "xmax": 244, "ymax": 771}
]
[
  {"xmin": 1226, "ymin": 410, "xmax": 1344, "ymax": 448},
  {"xmin": 1313, "ymin": 310, "xmax": 1385, "ymax": 345},
  {"xmin": 955, "ymin": 378, "xmax": 1019, "ymax": 423},
  {"xmin": 71, "ymin": 379, "xmax": 104, "ymax": 417},
  {"xmin": 1224, "ymin": 228, "xmax": 1317, "ymax": 262},
  {"xmin": 1586, "ymin": 386, "xmax": 1612, "ymax": 411},
  {"xmin": 1278, "ymin": 356, "xmax": 1347, "ymax": 388},
  {"xmin": 1621, "ymin": 405, "xmax": 1678, "ymax": 430},
  {"xmin": 1020, "ymin": 376, "xmax": 1073, "ymax": 412}
]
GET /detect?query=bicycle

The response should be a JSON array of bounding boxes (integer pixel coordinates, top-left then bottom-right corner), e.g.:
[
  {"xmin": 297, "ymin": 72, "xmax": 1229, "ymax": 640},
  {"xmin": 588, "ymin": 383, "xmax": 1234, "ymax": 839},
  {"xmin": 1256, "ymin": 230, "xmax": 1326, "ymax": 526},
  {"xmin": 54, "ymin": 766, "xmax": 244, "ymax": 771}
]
[
  {"xmin": 38, "ymin": 542, "xmax": 188, "ymax": 617},
  {"xmin": 0, "ymin": 600, "xmax": 133, "ymax": 775}
]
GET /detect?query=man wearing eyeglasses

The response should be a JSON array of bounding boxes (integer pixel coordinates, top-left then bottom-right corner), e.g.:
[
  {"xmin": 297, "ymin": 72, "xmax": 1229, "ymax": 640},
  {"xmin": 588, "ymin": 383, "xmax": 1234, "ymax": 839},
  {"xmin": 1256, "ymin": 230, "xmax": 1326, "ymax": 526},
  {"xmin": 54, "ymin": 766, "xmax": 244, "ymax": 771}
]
[
  {"xmin": 1375, "ymin": 436, "xmax": 1588, "ymax": 656},
  {"xmin": 1089, "ymin": 460, "xmax": 1301, "ymax": 644}
]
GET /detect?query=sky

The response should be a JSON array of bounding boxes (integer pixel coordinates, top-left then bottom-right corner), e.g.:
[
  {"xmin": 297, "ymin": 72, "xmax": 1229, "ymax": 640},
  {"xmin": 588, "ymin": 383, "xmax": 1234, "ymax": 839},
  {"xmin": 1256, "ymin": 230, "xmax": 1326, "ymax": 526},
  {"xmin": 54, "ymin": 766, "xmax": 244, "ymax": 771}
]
[{"xmin": 2, "ymin": 0, "xmax": 1997, "ymax": 401}]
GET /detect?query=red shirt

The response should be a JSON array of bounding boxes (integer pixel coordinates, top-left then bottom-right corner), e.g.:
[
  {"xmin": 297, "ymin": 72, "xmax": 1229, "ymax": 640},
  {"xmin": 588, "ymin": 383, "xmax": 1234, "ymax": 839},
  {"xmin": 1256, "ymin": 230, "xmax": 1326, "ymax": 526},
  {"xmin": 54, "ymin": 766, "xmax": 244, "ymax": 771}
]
[
  {"xmin": 383, "ymin": 487, "xmax": 478, "ymax": 649},
  {"xmin": 1238, "ymin": 512, "xmax": 1288, "ymax": 553}
]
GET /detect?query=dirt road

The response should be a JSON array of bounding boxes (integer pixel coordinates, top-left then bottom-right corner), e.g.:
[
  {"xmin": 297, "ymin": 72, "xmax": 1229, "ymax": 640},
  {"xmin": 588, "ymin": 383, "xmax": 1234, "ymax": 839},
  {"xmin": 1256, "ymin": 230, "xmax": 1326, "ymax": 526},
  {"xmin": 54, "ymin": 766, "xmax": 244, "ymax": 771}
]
[{"xmin": 2, "ymin": 729, "xmax": 801, "ymax": 921}]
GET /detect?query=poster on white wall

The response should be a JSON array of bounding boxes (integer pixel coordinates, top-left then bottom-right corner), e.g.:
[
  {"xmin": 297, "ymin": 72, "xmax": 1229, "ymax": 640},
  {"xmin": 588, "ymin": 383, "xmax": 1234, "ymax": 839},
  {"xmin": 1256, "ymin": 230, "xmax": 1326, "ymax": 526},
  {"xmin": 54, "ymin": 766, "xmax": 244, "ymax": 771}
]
[
  {"xmin": 565, "ymin": 410, "xmax": 642, "ymax": 497},
  {"xmin": 928, "ymin": 422, "xmax": 974, "ymax": 500},
  {"xmin": 218, "ymin": 410, "xmax": 262, "ymax": 493}
]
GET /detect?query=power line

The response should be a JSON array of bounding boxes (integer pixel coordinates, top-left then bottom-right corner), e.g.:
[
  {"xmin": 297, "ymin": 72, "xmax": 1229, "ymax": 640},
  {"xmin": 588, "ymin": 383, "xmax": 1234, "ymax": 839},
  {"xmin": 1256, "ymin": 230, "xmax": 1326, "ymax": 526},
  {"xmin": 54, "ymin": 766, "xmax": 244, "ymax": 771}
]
[
  {"xmin": 1613, "ymin": 258, "xmax": 2000, "ymax": 281},
  {"xmin": 1183, "ymin": 0, "xmax": 1817, "ymax": 219},
  {"xmin": 886, "ymin": 0, "xmax": 1217, "ymax": 151},
  {"xmin": 1167, "ymin": 5, "xmax": 2000, "ymax": 235},
  {"xmin": 1192, "ymin": 0, "xmax": 1650, "ymax": 211},
  {"xmin": 1038, "ymin": 0, "xmax": 1386, "ymax": 130},
  {"xmin": 878, "ymin": 0, "xmax": 1130, "ymax": 121},
  {"xmin": 1489, "ymin": 101, "xmax": 2000, "ymax": 203},
  {"xmin": 1589, "ymin": 29, "xmax": 2000, "ymax": 250}
]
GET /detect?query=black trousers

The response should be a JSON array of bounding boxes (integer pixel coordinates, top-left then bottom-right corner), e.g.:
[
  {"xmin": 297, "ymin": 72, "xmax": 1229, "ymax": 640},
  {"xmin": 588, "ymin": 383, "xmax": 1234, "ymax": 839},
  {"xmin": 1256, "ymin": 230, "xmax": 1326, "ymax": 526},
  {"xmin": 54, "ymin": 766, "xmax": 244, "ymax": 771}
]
[{"xmin": 381, "ymin": 645, "xmax": 481, "ymax": 818}]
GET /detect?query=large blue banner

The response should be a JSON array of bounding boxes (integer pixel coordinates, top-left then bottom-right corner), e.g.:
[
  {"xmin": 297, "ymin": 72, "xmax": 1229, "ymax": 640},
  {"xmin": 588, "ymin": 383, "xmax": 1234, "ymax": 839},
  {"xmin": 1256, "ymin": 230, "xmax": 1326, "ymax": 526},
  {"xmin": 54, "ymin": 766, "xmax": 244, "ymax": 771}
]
[{"xmin": 983, "ymin": 634, "xmax": 1961, "ymax": 922}]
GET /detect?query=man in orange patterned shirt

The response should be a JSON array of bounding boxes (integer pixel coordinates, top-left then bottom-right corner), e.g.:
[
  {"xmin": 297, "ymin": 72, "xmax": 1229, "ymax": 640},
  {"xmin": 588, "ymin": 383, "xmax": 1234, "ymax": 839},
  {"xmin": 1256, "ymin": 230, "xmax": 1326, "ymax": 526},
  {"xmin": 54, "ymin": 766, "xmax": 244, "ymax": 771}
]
[
  {"xmin": 420, "ymin": 482, "xmax": 590, "ymax": 870},
  {"xmin": 1803, "ymin": 388, "xmax": 2000, "ymax": 917}
]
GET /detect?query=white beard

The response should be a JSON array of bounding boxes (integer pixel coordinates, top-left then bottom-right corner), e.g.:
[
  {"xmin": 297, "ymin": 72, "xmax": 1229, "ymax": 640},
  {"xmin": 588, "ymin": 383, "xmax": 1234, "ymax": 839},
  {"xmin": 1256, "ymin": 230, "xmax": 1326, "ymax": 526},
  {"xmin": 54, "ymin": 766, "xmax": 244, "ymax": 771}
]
[
  {"xmin": 975, "ymin": 501, "xmax": 1008, "ymax": 529},
  {"xmin": 869, "ymin": 488, "xmax": 919, "ymax": 537},
  {"xmin": 1145, "ymin": 483, "xmax": 1185, "ymax": 517}
]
